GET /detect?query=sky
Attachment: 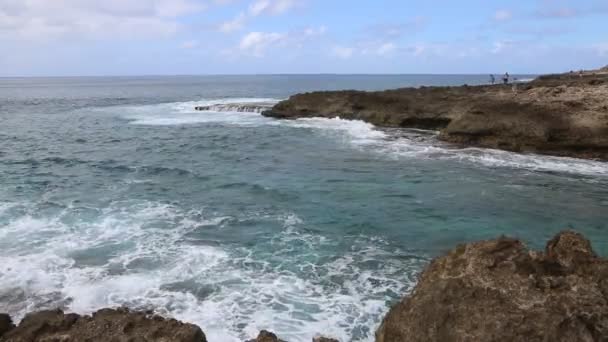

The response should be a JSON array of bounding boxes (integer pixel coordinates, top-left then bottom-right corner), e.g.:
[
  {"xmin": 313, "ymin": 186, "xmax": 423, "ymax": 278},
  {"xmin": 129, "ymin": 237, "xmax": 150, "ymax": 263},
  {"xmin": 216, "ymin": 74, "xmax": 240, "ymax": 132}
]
[{"xmin": 0, "ymin": 0, "xmax": 607, "ymax": 76}]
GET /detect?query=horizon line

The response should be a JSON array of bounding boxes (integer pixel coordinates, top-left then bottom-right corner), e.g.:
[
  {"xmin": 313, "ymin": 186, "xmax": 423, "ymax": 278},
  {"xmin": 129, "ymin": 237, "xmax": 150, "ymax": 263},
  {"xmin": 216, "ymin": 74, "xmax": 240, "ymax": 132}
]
[{"xmin": 0, "ymin": 72, "xmax": 543, "ymax": 79}]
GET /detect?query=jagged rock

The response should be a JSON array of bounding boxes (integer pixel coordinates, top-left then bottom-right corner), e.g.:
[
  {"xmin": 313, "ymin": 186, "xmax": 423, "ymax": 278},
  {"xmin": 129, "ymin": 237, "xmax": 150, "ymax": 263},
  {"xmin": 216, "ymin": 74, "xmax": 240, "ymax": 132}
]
[
  {"xmin": 0, "ymin": 308, "xmax": 206, "ymax": 342},
  {"xmin": 246, "ymin": 330, "xmax": 286, "ymax": 342},
  {"xmin": 376, "ymin": 231, "xmax": 608, "ymax": 342},
  {"xmin": 245, "ymin": 331, "xmax": 338, "ymax": 342},
  {"xmin": 264, "ymin": 71, "xmax": 608, "ymax": 160},
  {"xmin": 0, "ymin": 314, "xmax": 14, "ymax": 338},
  {"xmin": 313, "ymin": 337, "xmax": 339, "ymax": 342}
]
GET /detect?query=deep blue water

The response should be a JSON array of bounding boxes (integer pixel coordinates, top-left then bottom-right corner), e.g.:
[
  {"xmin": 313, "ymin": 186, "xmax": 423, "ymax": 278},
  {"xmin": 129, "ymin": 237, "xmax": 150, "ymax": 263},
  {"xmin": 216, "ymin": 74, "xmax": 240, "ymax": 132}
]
[{"xmin": 1, "ymin": 75, "xmax": 607, "ymax": 341}]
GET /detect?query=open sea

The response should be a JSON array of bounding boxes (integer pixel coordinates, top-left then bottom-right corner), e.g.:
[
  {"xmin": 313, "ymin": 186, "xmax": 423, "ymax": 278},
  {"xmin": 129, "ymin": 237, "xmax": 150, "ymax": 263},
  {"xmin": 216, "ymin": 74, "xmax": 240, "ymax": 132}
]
[{"xmin": 1, "ymin": 75, "xmax": 607, "ymax": 341}]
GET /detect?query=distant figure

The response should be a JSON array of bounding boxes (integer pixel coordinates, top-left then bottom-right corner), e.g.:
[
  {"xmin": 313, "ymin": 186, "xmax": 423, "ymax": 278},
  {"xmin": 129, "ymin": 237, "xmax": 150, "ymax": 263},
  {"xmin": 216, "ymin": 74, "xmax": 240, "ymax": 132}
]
[
  {"xmin": 503, "ymin": 72, "xmax": 509, "ymax": 85},
  {"xmin": 490, "ymin": 74, "xmax": 495, "ymax": 85}
]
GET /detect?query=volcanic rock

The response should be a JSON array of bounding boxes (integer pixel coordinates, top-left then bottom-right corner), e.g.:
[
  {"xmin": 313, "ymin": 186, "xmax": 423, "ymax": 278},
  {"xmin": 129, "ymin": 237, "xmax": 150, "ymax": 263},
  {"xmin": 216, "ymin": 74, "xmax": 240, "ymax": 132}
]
[
  {"xmin": 0, "ymin": 308, "xmax": 206, "ymax": 342},
  {"xmin": 263, "ymin": 70, "xmax": 608, "ymax": 160},
  {"xmin": 375, "ymin": 231, "xmax": 608, "ymax": 342}
]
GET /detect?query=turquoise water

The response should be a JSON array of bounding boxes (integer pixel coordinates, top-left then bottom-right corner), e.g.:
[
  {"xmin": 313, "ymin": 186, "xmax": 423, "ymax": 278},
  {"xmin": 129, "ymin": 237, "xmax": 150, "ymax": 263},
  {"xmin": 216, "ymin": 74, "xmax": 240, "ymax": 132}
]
[{"xmin": 1, "ymin": 75, "xmax": 607, "ymax": 341}]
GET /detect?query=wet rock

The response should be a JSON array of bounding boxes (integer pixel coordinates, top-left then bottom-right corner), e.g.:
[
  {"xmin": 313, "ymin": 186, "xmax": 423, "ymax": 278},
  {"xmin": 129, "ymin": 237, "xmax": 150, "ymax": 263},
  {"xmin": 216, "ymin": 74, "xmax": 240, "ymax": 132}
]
[
  {"xmin": 264, "ymin": 69, "xmax": 608, "ymax": 160},
  {"xmin": 376, "ymin": 231, "xmax": 608, "ymax": 342},
  {"xmin": 0, "ymin": 314, "xmax": 14, "ymax": 338},
  {"xmin": 0, "ymin": 308, "xmax": 206, "ymax": 342},
  {"xmin": 246, "ymin": 330, "xmax": 286, "ymax": 342},
  {"xmin": 313, "ymin": 337, "xmax": 339, "ymax": 342}
]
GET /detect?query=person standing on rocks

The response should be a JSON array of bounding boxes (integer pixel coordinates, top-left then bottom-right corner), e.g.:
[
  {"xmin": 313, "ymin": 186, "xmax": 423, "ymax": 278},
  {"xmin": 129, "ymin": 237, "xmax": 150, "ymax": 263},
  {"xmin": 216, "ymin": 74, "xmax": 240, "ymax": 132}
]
[
  {"xmin": 490, "ymin": 74, "xmax": 495, "ymax": 85},
  {"xmin": 503, "ymin": 72, "xmax": 509, "ymax": 85}
]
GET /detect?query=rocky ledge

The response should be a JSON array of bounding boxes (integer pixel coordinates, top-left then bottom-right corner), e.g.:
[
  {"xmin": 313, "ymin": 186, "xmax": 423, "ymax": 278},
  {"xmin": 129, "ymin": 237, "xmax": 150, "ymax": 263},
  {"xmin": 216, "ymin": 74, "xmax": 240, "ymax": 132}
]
[
  {"xmin": 377, "ymin": 231, "xmax": 608, "ymax": 342},
  {"xmin": 1, "ymin": 231, "xmax": 605, "ymax": 341},
  {"xmin": 263, "ymin": 70, "xmax": 608, "ymax": 160},
  {"xmin": 0, "ymin": 309, "xmax": 338, "ymax": 342}
]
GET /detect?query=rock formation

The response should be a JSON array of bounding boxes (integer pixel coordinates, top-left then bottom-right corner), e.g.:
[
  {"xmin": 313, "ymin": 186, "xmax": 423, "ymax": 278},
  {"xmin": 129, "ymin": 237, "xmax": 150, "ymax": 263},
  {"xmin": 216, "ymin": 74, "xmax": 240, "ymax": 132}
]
[
  {"xmin": 0, "ymin": 308, "xmax": 206, "ymax": 342},
  {"xmin": 246, "ymin": 330, "xmax": 286, "ymax": 342},
  {"xmin": 376, "ymin": 231, "xmax": 608, "ymax": 342},
  {"xmin": 245, "ymin": 330, "xmax": 339, "ymax": 342},
  {"xmin": 263, "ymin": 70, "xmax": 608, "ymax": 160}
]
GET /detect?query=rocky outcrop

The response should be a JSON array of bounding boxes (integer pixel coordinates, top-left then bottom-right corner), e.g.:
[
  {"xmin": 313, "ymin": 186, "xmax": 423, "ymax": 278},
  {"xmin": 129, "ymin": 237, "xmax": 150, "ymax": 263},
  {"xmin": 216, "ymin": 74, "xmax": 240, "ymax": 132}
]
[
  {"xmin": 263, "ymin": 71, "xmax": 608, "ymax": 160},
  {"xmin": 376, "ymin": 231, "xmax": 608, "ymax": 342},
  {"xmin": 246, "ymin": 330, "xmax": 286, "ymax": 342},
  {"xmin": 0, "ymin": 309, "xmax": 341, "ymax": 342},
  {"xmin": 0, "ymin": 308, "xmax": 206, "ymax": 342},
  {"xmin": 245, "ymin": 330, "xmax": 339, "ymax": 342}
]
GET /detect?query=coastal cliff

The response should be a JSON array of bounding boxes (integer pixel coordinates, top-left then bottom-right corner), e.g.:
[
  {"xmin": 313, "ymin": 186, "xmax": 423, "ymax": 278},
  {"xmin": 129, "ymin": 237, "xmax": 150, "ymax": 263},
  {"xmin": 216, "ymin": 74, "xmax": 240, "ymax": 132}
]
[
  {"xmin": 2, "ymin": 232, "xmax": 606, "ymax": 341},
  {"xmin": 263, "ymin": 70, "xmax": 608, "ymax": 160}
]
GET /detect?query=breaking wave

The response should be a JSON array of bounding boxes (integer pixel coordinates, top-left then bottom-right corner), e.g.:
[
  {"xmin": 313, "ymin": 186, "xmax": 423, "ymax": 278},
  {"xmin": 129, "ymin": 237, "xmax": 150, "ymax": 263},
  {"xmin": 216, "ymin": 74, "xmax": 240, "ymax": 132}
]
[
  {"xmin": 0, "ymin": 200, "xmax": 422, "ymax": 342},
  {"xmin": 111, "ymin": 98, "xmax": 608, "ymax": 177}
]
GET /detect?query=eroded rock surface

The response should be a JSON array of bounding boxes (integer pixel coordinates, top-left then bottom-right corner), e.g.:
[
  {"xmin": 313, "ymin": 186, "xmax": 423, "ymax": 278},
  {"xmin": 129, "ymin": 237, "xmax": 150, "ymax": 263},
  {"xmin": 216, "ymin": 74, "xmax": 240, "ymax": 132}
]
[
  {"xmin": 376, "ymin": 231, "xmax": 608, "ymax": 342},
  {"xmin": 263, "ymin": 71, "xmax": 608, "ymax": 160},
  {"xmin": 0, "ymin": 308, "xmax": 206, "ymax": 342}
]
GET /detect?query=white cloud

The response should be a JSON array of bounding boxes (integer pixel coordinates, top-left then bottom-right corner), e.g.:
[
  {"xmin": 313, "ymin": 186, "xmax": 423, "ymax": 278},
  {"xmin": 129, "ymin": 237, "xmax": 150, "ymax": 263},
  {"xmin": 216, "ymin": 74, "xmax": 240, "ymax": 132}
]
[
  {"xmin": 494, "ymin": 9, "xmax": 512, "ymax": 21},
  {"xmin": 230, "ymin": 25, "xmax": 325, "ymax": 57},
  {"xmin": 376, "ymin": 42, "xmax": 396, "ymax": 56},
  {"xmin": 218, "ymin": 0, "xmax": 302, "ymax": 34},
  {"xmin": 219, "ymin": 12, "xmax": 247, "ymax": 33},
  {"xmin": 303, "ymin": 25, "xmax": 326, "ymax": 36},
  {"xmin": 239, "ymin": 31, "xmax": 287, "ymax": 56},
  {"xmin": 0, "ymin": 0, "xmax": 206, "ymax": 41},
  {"xmin": 248, "ymin": 0, "xmax": 300, "ymax": 16},
  {"xmin": 331, "ymin": 46, "xmax": 354, "ymax": 59}
]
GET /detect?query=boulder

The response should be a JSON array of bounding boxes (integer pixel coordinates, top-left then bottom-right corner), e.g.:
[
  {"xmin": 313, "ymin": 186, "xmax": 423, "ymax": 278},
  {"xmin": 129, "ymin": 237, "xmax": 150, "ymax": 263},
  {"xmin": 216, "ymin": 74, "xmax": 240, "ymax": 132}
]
[
  {"xmin": 0, "ymin": 308, "xmax": 206, "ymax": 342},
  {"xmin": 313, "ymin": 337, "xmax": 339, "ymax": 342},
  {"xmin": 376, "ymin": 231, "xmax": 608, "ymax": 342},
  {"xmin": 246, "ymin": 330, "xmax": 286, "ymax": 342}
]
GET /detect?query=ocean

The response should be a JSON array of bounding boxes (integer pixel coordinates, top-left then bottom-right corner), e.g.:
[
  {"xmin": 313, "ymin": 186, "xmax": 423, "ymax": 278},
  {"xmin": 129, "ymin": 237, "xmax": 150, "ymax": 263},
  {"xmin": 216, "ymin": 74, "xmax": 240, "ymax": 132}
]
[{"xmin": 1, "ymin": 75, "xmax": 607, "ymax": 341}]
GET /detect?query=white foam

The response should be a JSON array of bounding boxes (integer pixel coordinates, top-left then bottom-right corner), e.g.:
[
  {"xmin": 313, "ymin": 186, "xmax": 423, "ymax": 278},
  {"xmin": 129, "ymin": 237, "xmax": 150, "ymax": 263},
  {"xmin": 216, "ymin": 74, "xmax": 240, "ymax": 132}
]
[
  {"xmin": 120, "ymin": 96, "xmax": 608, "ymax": 176},
  {"xmin": 375, "ymin": 134, "xmax": 608, "ymax": 177},
  {"xmin": 273, "ymin": 116, "xmax": 608, "ymax": 177},
  {"xmin": 282, "ymin": 117, "xmax": 387, "ymax": 145},
  {"xmin": 118, "ymin": 98, "xmax": 280, "ymax": 126},
  {"xmin": 0, "ymin": 200, "xmax": 417, "ymax": 342}
]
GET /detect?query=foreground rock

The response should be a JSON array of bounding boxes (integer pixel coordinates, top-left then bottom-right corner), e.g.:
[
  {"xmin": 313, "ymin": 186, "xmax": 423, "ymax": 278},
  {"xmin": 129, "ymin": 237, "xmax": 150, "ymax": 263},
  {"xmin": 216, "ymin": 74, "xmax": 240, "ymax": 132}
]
[
  {"xmin": 264, "ymin": 70, "xmax": 608, "ymax": 160},
  {"xmin": 376, "ymin": 231, "xmax": 608, "ymax": 342},
  {"xmin": 0, "ymin": 308, "xmax": 206, "ymax": 342},
  {"xmin": 246, "ymin": 330, "xmax": 339, "ymax": 342}
]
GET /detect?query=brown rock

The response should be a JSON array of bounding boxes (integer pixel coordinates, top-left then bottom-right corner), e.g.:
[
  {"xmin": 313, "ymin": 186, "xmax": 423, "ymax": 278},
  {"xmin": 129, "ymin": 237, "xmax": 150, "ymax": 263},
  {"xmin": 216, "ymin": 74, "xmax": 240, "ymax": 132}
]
[
  {"xmin": 0, "ymin": 314, "xmax": 14, "ymax": 338},
  {"xmin": 376, "ymin": 231, "xmax": 608, "ymax": 342},
  {"xmin": 264, "ymin": 70, "xmax": 608, "ymax": 160},
  {"xmin": 313, "ymin": 336, "xmax": 339, "ymax": 342},
  {"xmin": 246, "ymin": 330, "xmax": 286, "ymax": 342},
  {"xmin": 0, "ymin": 308, "xmax": 206, "ymax": 342}
]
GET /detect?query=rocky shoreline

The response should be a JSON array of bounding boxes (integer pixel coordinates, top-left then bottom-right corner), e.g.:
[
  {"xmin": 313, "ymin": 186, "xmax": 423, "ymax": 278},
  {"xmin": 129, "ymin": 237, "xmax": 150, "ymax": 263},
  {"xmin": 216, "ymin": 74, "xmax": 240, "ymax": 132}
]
[
  {"xmin": 2, "ymin": 231, "xmax": 606, "ymax": 341},
  {"xmin": 262, "ymin": 69, "xmax": 608, "ymax": 160}
]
